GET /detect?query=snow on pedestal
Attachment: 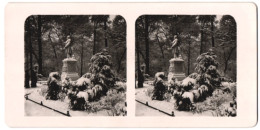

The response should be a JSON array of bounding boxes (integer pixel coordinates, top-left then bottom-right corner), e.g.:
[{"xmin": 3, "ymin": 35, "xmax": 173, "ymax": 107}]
[
  {"xmin": 61, "ymin": 58, "xmax": 79, "ymax": 81},
  {"xmin": 168, "ymin": 57, "xmax": 186, "ymax": 83}
]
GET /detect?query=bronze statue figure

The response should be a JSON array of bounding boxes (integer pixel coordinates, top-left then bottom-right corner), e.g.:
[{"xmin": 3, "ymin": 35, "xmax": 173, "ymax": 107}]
[
  {"xmin": 168, "ymin": 35, "xmax": 181, "ymax": 58},
  {"xmin": 64, "ymin": 35, "xmax": 73, "ymax": 58}
]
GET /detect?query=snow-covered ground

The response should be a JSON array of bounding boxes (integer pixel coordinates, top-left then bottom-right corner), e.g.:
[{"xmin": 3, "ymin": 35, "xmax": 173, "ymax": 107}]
[
  {"xmin": 135, "ymin": 102, "xmax": 168, "ymax": 116},
  {"xmin": 135, "ymin": 82, "xmax": 213, "ymax": 116},
  {"xmin": 24, "ymin": 82, "xmax": 109, "ymax": 116}
]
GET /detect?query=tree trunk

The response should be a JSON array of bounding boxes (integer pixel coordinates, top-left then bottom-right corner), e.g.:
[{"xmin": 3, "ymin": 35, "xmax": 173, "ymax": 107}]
[
  {"xmin": 37, "ymin": 15, "xmax": 42, "ymax": 74},
  {"xmin": 93, "ymin": 23, "xmax": 97, "ymax": 55},
  {"xmin": 25, "ymin": 19, "xmax": 30, "ymax": 88},
  {"xmin": 137, "ymin": 49, "xmax": 146, "ymax": 62},
  {"xmin": 200, "ymin": 29, "xmax": 203, "ymax": 54},
  {"xmin": 48, "ymin": 32, "xmax": 58, "ymax": 59},
  {"xmin": 25, "ymin": 69, "xmax": 30, "ymax": 88},
  {"xmin": 117, "ymin": 49, "xmax": 126, "ymax": 73},
  {"xmin": 136, "ymin": 27, "xmax": 143, "ymax": 88},
  {"xmin": 211, "ymin": 17, "xmax": 215, "ymax": 47},
  {"xmin": 224, "ymin": 47, "xmax": 235, "ymax": 73},
  {"xmin": 51, "ymin": 45, "xmax": 57, "ymax": 59},
  {"xmin": 116, "ymin": 53, "xmax": 121, "ymax": 73},
  {"xmin": 29, "ymin": 21, "xmax": 33, "ymax": 88},
  {"xmin": 187, "ymin": 40, "xmax": 191, "ymax": 75},
  {"xmin": 224, "ymin": 61, "xmax": 228, "ymax": 74},
  {"xmin": 25, "ymin": 49, "xmax": 30, "ymax": 88},
  {"xmin": 80, "ymin": 42, "xmax": 84, "ymax": 76},
  {"xmin": 104, "ymin": 20, "xmax": 108, "ymax": 47},
  {"xmin": 156, "ymin": 34, "xmax": 164, "ymax": 59},
  {"xmin": 144, "ymin": 15, "xmax": 149, "ymax": 74}
]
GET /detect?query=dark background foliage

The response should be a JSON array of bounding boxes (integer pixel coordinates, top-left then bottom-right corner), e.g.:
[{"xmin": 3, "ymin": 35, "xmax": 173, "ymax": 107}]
[
  {"xmin": 24, "ymin": 15, "xmax": 126, "ymax": 84},
  {"xmin": 135, "ymin": 15, "xmax": 236, "ymax": 81}
]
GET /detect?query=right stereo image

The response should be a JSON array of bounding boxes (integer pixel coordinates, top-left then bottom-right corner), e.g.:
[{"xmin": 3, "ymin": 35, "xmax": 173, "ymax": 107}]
[{"xmin": 135, "ymin": 15, "xmax": 237, "ymax": 117}]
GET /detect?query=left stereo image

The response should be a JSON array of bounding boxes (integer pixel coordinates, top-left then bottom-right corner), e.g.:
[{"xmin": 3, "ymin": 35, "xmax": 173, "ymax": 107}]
[{"xmin": 24, "ymin": 15, "xmax": 127, "ymax": 116}]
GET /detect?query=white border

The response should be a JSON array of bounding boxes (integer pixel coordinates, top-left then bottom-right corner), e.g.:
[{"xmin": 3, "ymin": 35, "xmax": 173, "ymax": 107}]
[{"xmin": 4, "ymin": 2, "xmax": 257, "ymax": 128}]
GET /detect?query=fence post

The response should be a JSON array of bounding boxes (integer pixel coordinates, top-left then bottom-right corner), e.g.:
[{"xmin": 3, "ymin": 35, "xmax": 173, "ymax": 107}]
[
  {"xmin": 172, "ymin": 111, "xmax": 175, "ymax": 117},
  {"xmin": 25, "ymin": 95, "xmax": 28, "ymax": 100}
]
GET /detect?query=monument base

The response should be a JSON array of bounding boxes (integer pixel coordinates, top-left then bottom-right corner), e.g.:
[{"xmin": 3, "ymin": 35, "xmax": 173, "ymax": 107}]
[
  {"xmin": 168, "ymin": 58, "xmax": 186, "ymax": 82},
  {"xmin": 168, "ymin": 72, "xmax": 186, "ymax": 82},
  {"xmin": 61, "ymin": 58, "xmax": 80, "ymax": 81},
  {"xmin": 61, "ymin": 72, "xmax": 79, "ymax": 81}
]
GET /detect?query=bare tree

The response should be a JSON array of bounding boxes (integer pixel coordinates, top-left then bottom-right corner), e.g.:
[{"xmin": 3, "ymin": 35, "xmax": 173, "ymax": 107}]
[
  {"xmin": 37, "ymin": 15, "xmax": 43, "ymax": 74},
  {"xmin": 144, "ymin": 15, "xmax": 150, "ymax": 74}
]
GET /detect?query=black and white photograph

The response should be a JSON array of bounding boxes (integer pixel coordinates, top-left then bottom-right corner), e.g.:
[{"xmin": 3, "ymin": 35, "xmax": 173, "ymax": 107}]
[
  {"xmin": 24, "ymin": 15, "xmax": 127, "ymax": 116},
  {"xmin": 4, "ymin": 2, "xmax": 257, "ymax": 127},
  {"xmin": 135, "ymin": 15, "xmax": 237, "ymax": 117}
]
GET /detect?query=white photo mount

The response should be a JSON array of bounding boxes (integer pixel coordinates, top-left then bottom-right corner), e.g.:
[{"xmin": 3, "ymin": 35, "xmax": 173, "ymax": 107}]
[{"xmin": 5, "ymin": 2, "xmax": 257, "ymax": 128}]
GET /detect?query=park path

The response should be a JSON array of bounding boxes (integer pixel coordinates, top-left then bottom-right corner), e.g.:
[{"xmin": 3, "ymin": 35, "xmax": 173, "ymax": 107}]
[
  {"xmin": 135, "ymin": 101, "xmax": 167, "ymax": 116},
  {"xmin": 25, "ymin": 99, "xmax": 63, "ymax": 116}
]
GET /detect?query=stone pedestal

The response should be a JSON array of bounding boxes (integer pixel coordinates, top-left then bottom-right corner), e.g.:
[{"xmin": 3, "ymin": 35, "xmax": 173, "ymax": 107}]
[
  {"xmin": 168, "ymin": 58, "xmax": 186, "ymax": 82},
  {"xmin": 61, "ymin": 58, "xmax": 79, "ymax": 81}
]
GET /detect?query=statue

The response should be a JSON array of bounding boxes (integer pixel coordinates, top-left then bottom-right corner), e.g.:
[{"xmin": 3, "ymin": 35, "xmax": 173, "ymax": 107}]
[
  {"xmin": 61, "ymin": 35, "xmax": 79, "ymax": 81},
  {"xmin": 64, "ymin": 35, "xmax": 73, "ymax": 58},
  {"xmin": 168, "ymin": 35, "xmax": 181, "ymax": 58},
  {"xmin": 167, "ymin": 35, "xmax": 186, "ymax": 82}
]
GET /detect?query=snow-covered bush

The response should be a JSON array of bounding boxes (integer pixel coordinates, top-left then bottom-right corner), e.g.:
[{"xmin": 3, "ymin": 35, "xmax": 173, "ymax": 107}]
[
  {"xmin": 114, "ymin": 81, "xmax": 127, "ymax": 92},
  {"xmin": 182, "ymin": 77, "xmax": 197, "ymax": 87},
  {"xmin": 188, "ymin": 73, "xmax": 199, "ymax": 79},
  {"xmin": 85, "ymin": 89, "xmax": 126, "ymax": 116},
  {"xmin": 89, "ymin": 49, "xmax": 116, "ymax": 94},
  {"xmin": 193, "ymin": 91, "xmax": 233, "ymax": 116},
  {"xmin": 195, "ymin": 49, "xmax": 221, "ymax": 93}
]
